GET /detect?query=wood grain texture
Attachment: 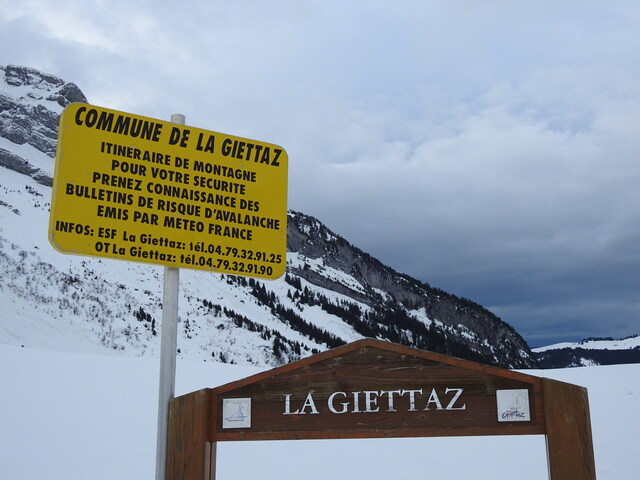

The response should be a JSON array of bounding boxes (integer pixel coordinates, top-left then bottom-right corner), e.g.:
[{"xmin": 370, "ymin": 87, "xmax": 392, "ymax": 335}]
[
  {"xmin": 210, "ymin": 339, "xmax": 545, "ymax": 441},
  {"xmin": 543, "ymin": 378, "xmax": 596, "ymax": 480},
  {"xmin": 167, "ymin": 389, "xmax": 212, "ymax": 480}
]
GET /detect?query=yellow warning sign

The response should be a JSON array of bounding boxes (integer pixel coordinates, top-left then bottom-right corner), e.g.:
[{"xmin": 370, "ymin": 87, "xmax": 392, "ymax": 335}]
[{"xmin": 49, "ymin": 103, "xmax": 288, "ymax": 279}]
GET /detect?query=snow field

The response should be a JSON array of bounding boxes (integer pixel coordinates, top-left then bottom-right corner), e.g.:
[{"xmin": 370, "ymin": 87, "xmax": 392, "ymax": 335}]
[{"xmin": 1, "ymin": 345, "xmax": 638, "ymax": 479}]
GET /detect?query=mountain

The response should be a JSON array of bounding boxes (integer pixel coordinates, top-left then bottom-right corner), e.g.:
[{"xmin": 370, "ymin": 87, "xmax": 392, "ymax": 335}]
[
  {"xmin": 0, "ymin": 64, "xmax": 537, "ymax": 369},
  {"xmin": 0, "ymin": 65, "xmax": 86, "ymax": 186},
  {"xmin": 533, "ymin": 335, "xmax": 640, "ymax": 368}
]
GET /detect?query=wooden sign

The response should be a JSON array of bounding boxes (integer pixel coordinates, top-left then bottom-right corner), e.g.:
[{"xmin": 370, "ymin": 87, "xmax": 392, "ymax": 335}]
[{"xmin": 167, "ymin": 339, "xmax": 596, "ymax": 480}]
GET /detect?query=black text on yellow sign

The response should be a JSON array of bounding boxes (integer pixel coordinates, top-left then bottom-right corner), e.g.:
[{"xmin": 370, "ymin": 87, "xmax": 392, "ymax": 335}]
[{"xmin": 48, "ymin": 103, "xmax": 288, "ymax": 279}]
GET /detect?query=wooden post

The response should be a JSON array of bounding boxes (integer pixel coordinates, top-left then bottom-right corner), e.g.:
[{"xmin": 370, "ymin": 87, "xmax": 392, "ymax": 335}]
[
  {"xmin": 167, "ymin": 389, "xmax": 213, "ymax": 480},
  {"xmin": 543, "ymin": 378, "xmax": 596, "ymax": 480},
  {"xmin": 204, "ymin": 442, "xmax": 217, "ymax": 480}
]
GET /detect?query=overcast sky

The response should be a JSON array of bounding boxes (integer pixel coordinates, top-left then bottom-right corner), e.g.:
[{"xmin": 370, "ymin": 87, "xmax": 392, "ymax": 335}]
[{"xmin": 2, "ymin": 1, "xmax": 639, "ymax": 347}]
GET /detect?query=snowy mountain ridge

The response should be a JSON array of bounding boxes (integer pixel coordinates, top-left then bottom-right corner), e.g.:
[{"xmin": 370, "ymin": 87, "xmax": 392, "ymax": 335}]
[
  {"xmin": 532, "ymin": 334, "xmax": 640, "ymax": 368},
  {"xmin": 1, "ymin": 64, "xmax": 538, "ymax": 368},
  {"xmin": 533, "ymin": 334, "xmax": 640, "ymax": 353}
]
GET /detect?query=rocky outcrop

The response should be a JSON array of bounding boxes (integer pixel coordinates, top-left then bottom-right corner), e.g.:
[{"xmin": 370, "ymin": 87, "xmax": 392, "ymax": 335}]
[
  {"xmin": 0, "ymin": 147, "xmax": 52, "ymax": 186},
  {"xmin": 0, "ymin": 65, "xmax": 87, "ymax": 185},
  {"xmin": 0, "ymin": 65, "xmax": 86, "ymax": 158}
]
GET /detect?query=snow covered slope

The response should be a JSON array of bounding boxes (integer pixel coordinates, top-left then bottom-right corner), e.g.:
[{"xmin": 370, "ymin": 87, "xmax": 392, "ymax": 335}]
[
  {"xmin": 533, "ymin": 335, "xmax": 640, "ymax": 368},
  {"xmin": 534, "ymin": 335, "xmax": 640, "ymax": 352}
]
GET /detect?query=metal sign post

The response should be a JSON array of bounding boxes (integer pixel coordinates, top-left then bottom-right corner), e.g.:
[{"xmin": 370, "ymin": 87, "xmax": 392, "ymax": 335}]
[{"xmin": 155, "ymin": 114, "xmax": 184, "ymax": 480}]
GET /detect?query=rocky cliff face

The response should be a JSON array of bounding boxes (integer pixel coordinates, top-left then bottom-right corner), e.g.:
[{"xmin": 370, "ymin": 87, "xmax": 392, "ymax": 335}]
[
  {"xmin": 0, "ymin": 64, "xmax": 537, "ymax": 369},
  {"xmin": 0, "ymin": 65, "xmax": 86, "ymax": 186},
  {"xmin": 287, "ymin": 211, "xmax": 536, "ymax": 368}
]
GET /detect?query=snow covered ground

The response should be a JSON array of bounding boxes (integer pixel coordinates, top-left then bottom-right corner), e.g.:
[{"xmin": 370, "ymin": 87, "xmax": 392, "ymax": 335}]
[{"xmin": 1, "ymin": 344, "xmax": 638, "ymax": 479}]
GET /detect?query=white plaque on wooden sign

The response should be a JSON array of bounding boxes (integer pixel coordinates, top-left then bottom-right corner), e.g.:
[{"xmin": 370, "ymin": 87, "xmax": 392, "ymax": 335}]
[
  {"xmin": 222, "ymin": 398, "xmax": 251, "ymax": 429},
  {"xmin": 496, "ymin": 389, "xmax": 531, "ymax": 422}
]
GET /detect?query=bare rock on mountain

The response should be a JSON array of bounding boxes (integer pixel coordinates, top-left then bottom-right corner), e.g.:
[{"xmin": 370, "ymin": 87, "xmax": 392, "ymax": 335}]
[{"xmin": 0, "ymin": 65, "xmax": 87, "ymax": 158}]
